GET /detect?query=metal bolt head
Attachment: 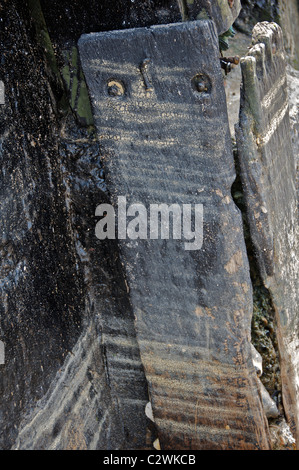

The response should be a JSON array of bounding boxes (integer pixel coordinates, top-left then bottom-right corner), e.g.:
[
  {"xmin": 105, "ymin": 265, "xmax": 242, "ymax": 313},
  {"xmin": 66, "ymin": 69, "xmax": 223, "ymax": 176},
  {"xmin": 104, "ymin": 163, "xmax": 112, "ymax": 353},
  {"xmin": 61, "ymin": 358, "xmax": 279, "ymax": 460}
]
[
  {"xmin": 196, "ymin": 81, "xmax": 208, "ymax": 93},
  {"xmin": 107, "ymin": 80, "xmax": 125, "ymax": 97},
  {"xmin": 191, "ymin": 73, "xmax": 211, "ymax": 94}
]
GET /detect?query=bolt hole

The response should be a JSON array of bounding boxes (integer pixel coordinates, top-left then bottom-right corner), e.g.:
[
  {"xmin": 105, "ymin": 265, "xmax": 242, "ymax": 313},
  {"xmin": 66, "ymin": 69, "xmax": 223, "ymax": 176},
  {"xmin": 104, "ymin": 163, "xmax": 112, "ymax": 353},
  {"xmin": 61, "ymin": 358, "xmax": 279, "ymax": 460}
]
[
  {"xmin": 191, "ymin": 73, "xmax": 211, "ymax": 95},
  {"xmin": 107, "ymin": 79, "xmax": 125, "ymax": 97}
]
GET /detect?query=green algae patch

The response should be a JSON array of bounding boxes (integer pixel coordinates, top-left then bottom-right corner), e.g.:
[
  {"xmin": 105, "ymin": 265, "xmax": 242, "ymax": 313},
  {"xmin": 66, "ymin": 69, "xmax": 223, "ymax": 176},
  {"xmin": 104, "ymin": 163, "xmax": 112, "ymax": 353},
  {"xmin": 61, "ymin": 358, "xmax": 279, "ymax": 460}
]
[{"xmin": 61, "ymin": 47, "xmax": 94, "ymax": 128}]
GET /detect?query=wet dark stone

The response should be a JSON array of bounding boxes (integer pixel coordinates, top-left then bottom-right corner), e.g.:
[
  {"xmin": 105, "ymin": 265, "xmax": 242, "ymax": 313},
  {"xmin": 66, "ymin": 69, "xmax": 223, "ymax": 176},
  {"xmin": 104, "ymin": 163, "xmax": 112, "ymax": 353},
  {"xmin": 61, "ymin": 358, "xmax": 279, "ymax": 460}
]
[
  {"xmin": 0, "ymin": 1, "xmax": 150, "ymax": 450},
  {"xmin": 0, "ymin": 0, "xmax": 84, "ymax": 449}
]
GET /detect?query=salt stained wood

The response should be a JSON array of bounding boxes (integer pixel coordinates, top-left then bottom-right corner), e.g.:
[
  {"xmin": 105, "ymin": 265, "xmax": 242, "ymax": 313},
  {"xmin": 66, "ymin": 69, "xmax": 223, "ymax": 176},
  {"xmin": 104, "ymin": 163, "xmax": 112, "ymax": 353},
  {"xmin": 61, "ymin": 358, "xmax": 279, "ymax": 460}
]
[{"xmin": 79, "ymin": 20, "xmax": 271, "ymax": 449}]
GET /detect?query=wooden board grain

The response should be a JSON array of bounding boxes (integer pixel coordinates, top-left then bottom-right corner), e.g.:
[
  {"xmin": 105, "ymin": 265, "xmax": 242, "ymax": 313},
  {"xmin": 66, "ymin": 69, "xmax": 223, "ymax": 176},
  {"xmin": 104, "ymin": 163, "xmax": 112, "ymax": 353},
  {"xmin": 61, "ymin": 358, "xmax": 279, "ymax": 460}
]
[
  {"xmin": 79, "ymin": 20, "xmax": 271, "ymax": 449},
  {"xmin": 236, "ymin": 22, "xmax": 299, "ymax": 444}
]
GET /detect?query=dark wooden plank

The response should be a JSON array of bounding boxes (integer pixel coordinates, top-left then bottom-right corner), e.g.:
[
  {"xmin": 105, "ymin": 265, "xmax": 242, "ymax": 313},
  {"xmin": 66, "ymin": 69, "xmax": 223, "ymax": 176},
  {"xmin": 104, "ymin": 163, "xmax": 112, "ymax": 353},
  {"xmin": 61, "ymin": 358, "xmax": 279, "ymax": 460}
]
[
  {"xmin": 236, "ymin": 22, "xmax": 299, "ymax": 445},
  {"xmin": 79, "ymin": 20, "xmax": 271, "ymax": 449}
]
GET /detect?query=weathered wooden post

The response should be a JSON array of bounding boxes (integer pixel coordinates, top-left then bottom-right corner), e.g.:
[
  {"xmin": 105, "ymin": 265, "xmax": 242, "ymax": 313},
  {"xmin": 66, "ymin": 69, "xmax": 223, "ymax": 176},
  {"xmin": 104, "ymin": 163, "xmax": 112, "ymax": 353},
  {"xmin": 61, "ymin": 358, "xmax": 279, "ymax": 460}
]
[
  {"xmin": 236, "ymin": 22, "xmax": 299, "ymax": 444},
  {"xmin": 79, "ymin": 16, "xmax": 271, "ymax": 449}
]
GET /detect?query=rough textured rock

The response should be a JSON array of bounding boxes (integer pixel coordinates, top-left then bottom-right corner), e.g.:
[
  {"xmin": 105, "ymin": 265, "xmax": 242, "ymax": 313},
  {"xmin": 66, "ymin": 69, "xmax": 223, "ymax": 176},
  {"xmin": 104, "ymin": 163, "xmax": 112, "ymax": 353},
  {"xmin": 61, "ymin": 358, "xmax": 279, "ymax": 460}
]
[
  {"xmin": 236, "ymin": 22, "xmax": 299, "ymax": 444},
  {"xmin": 79, "ymin": 20, "xmax": 271, "ymax": 450}
]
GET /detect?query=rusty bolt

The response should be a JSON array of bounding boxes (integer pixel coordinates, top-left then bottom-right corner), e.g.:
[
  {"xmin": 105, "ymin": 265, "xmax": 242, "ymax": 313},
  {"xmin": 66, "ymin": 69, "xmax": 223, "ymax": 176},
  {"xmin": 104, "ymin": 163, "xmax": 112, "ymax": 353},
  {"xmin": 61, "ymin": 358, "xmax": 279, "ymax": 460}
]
[
  {"xmin": 196, "ymin": 81, "xmax": 208, "ymax": 93},
  {"xmin": 107, "ymin": 80, "xmax": 125, "ymax": 97},
  {"xmin": 192, "ymin": 73, "xmax": 210, "ymax": 94}
]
